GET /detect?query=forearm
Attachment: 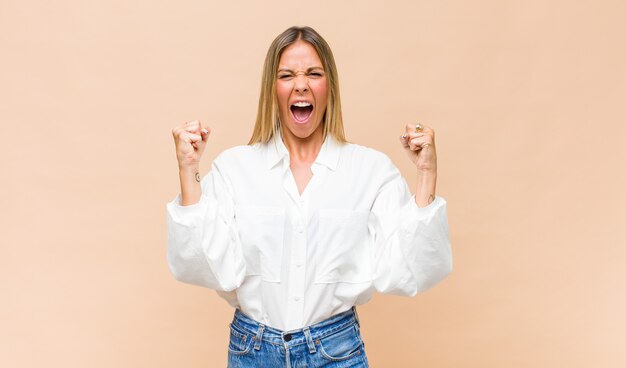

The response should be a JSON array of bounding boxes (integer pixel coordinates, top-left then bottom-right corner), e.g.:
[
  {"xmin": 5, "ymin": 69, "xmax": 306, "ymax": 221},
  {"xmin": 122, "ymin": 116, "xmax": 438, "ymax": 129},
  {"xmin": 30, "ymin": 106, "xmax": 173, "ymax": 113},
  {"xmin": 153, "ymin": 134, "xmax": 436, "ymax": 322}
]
[
  {"xmin": 179, "ymin": 165, "xmax": 202, "ymax": 206},
  {"xmin": 414, "ymin": 171, "xmax": 437, "ymax": 208}
]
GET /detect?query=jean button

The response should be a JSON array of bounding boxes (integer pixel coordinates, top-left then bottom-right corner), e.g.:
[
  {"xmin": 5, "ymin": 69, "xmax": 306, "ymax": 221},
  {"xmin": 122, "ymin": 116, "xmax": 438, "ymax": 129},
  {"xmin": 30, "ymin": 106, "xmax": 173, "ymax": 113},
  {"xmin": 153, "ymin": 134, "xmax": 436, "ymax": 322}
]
[{"xmin": 283, "ymin": 333, "xmax": 292, "ymax": 342}]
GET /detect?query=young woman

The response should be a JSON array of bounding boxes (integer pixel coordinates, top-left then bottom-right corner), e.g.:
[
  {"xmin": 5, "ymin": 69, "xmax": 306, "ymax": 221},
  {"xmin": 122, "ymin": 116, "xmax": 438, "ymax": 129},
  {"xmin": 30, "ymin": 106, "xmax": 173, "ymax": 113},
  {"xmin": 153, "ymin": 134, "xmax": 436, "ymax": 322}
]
[{"xmin": 167, "ymin": 26, "xmax": 452, "ymax": 368}]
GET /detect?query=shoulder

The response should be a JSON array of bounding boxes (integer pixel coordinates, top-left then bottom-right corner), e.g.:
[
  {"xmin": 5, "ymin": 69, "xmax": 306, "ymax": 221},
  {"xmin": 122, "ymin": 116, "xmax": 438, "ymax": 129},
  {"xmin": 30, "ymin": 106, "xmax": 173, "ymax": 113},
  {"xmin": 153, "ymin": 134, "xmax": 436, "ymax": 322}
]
[
  {"xmin": 211, "ymin": 145, "xmax": 265, "ymax": 180},
  {"xmin": 340, "ymin": 141, "xmax": 396, "ymax": 169},
  {"xmin": 214, "ymin": 144, "xmax": 261, "ymax": 164},
  {"xmin": 338, "ymin": 142, "xmax": 403, "ymax": 189}
]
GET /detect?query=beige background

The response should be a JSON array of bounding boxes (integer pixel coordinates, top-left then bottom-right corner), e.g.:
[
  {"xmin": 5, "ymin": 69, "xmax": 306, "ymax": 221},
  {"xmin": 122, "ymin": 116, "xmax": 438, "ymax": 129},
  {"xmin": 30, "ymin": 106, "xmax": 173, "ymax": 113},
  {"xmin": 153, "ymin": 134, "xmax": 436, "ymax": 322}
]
[{"xmin": 1, "ymin": 0, "xmax": 625, "ymax": 367}]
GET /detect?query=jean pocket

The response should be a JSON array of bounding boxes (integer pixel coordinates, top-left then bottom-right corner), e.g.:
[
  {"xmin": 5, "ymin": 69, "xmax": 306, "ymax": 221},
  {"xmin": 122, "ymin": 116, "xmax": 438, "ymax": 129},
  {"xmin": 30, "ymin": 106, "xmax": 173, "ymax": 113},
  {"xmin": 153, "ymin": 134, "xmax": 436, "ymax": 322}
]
[
  {"xmin": 317, "ymin": 324, "xmax": 364, "ymax": 362},
  {"xmin": 227, "ymin": 324, "xmax": 253, "ymax": 356}
]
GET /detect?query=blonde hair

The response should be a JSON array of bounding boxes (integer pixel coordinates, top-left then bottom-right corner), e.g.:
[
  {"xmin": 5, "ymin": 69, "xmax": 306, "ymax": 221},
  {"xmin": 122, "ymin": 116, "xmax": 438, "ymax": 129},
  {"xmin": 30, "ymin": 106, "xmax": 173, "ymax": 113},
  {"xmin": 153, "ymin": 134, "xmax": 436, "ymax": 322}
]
[{"xmin": 248, "ymin": 26, "xmax": 346, "ymax": 145}]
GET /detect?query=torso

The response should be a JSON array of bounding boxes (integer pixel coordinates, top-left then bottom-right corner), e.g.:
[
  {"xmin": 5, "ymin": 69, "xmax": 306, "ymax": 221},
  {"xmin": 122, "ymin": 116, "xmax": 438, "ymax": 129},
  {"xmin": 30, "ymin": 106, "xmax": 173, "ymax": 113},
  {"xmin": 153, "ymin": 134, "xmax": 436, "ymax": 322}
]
[{"xmin": 202, "ymin": 139, "xmax": 419, "ymax": 331}]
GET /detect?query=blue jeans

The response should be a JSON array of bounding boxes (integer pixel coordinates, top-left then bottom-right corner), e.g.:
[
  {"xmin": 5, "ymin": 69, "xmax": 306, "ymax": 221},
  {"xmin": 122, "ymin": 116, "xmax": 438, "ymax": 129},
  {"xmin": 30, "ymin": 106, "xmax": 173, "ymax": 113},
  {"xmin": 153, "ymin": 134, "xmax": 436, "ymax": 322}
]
[{"xmin": 227, "ymin": 307, "xmax": 370, "ymax": 367}]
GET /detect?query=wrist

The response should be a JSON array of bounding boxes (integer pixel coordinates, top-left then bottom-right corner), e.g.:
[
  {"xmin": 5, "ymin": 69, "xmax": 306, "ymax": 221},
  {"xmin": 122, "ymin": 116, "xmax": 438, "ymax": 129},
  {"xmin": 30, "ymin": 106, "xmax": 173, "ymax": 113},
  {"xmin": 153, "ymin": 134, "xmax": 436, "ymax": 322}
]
[
  {"xmin": 179, "ymin": 164, "xmax": 200, "ymax": 173},
  {"xmin": 417, "ymin": 168, "xmax": 437, "ymax": 180},
  {"xmin": 178, "ymin": 165, "xmax": 201, "ymax": 186},
  {"xmin": 415, "ymin": 171, "xmax": 437, "ymax": 208}
]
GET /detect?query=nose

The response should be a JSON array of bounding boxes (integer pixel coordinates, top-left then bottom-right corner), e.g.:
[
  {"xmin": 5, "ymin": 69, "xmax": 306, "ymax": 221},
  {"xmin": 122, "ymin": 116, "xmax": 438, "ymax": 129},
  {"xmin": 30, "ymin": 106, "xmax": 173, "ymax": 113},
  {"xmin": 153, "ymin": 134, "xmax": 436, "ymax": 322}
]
[{"xmin": 294, "ymin": 73, "xmax": 309, "ymax": 93}]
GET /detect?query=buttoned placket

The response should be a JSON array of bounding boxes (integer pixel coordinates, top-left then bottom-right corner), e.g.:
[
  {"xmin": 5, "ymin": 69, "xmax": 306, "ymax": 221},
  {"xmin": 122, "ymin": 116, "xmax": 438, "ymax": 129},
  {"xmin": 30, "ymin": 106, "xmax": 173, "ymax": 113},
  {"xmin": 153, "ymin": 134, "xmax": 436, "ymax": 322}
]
[
  {"xmin": 281, "ymin": 158, "xmax": 306, "ymax": 329},
  {"xmin": 281, "ymin": 158, "xmax": 327, "ymax": 329},
  {"xmin": 262, "ymin": 132, "xmax": 341, "ymax": 329}
]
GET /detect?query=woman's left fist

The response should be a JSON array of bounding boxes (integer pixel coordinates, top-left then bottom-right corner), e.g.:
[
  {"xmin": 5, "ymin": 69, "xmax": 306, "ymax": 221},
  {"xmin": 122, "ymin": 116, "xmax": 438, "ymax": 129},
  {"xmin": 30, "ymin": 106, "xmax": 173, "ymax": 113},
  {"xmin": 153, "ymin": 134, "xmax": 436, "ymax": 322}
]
[{"xmin": 399, "ymin": 123, "xmax": 437, "ymax": 173}]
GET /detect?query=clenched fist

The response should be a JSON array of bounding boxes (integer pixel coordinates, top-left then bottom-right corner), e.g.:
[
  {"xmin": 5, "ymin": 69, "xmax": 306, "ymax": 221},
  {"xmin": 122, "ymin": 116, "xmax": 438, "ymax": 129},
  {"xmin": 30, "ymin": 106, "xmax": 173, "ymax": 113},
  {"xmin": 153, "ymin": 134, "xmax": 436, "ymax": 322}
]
[
  {"xmin": 172, "ymin": 120, "xmax": 210, "ymax": 168},
  {"xmin": 399, "ymin": 122, "xmax": 438, "ymax": 207},
  {"xmin": 399, "ymin": 123, "xmax": 437, "ymax": 174}
]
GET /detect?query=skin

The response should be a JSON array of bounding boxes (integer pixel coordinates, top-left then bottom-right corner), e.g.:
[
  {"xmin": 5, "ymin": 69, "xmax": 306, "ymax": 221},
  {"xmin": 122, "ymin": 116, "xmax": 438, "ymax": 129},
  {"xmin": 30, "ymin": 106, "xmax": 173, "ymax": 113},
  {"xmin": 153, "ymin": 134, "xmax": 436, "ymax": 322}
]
[{"xmin": 172, "ymin": 43, "xmax": 438, "ymax": 207}]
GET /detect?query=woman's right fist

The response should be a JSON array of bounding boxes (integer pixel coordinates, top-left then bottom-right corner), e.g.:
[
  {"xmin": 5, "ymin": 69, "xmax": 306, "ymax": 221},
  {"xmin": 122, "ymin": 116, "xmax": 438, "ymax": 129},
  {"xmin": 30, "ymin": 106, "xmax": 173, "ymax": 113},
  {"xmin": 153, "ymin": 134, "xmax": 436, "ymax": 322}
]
[{"xmin": 172, "ymin": 120, "xmax": 210, "ymax": 168}]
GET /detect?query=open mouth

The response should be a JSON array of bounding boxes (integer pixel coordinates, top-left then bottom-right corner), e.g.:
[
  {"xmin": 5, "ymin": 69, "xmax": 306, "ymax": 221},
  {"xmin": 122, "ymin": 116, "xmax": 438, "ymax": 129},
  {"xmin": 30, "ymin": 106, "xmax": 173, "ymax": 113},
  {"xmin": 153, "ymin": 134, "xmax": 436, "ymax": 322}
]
[{"xmin": 290, "ymin": 101, "xmax": 314, "ymax": 123}]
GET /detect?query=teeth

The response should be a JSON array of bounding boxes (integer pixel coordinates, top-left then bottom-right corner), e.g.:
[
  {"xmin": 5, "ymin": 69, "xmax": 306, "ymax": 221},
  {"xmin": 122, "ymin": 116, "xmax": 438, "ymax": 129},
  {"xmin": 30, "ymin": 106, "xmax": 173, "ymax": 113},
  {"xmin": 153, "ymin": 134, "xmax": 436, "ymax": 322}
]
[{"xmin": 292, "ymin": 102, "xmax": 312, "ymax": 107}]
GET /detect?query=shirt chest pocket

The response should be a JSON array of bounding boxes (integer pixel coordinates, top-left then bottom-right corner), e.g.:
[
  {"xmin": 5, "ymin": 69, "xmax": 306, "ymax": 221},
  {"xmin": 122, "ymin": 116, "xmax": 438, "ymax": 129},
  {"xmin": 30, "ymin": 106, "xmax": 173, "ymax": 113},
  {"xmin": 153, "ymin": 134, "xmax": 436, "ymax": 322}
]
[
  {"xmin": 313, "ymin": 209, "xmax": 372, "ymax": 284},
  {"xmin": 234, "ymin": 205, "xmax": 285, "ymax": 283}
]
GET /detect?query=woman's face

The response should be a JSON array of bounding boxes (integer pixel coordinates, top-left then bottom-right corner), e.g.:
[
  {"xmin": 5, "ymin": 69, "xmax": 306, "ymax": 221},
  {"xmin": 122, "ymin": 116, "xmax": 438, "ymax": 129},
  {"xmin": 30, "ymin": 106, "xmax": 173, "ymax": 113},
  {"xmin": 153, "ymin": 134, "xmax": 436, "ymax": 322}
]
[{"xmin": 276, "ymin": 40, "xmax": 328, "ymax": 141}]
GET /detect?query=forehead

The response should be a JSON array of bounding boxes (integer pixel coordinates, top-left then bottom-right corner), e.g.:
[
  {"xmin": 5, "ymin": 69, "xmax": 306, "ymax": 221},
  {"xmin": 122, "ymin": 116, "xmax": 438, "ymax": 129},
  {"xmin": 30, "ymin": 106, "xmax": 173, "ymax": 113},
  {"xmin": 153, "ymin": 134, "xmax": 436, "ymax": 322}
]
[{"xmin": 278, "ymin": 40, "xmax": 323, "ymax": 69}]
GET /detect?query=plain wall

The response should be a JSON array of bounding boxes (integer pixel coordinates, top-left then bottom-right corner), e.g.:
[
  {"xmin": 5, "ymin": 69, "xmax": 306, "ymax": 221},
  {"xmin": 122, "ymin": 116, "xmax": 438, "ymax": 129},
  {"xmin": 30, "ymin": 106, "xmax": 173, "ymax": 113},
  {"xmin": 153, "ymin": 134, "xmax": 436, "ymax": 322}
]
[{"xmin": 1, "ymin": 0, "xmax": 625, "ymax": 367}]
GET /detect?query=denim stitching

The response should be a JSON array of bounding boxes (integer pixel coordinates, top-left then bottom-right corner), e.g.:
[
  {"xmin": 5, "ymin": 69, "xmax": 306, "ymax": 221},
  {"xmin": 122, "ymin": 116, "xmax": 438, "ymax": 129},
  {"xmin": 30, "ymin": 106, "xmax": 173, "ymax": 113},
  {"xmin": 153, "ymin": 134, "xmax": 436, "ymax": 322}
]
[{"xmin": 227, "ymin": 329, "xmax": 253, "ymax": 356}]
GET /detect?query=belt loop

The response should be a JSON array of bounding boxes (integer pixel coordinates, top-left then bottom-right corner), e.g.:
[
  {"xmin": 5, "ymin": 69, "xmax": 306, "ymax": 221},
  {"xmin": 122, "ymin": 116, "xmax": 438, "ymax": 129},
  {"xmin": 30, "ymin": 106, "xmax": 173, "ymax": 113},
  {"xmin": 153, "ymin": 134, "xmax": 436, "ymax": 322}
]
[
  {"xmin": 303, "ymin": 327, "xmax": 316, "ymax": 354},
  {"xmin": 352, "ymin": 306, "xmax": 361, "ymax": 327},
  {"xmin": 254, "ymin": 324, "xmax": 265, "ymax": 351}
]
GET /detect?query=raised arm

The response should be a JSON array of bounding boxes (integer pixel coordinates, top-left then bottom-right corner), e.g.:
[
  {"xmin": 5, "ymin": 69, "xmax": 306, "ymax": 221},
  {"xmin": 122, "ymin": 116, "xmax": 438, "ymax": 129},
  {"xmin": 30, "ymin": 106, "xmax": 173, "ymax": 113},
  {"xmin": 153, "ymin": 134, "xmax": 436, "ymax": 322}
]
[
  {"xmin": 370, "ymin": 123, "xmax": 452, "ymax": 295},
  {"xmin": 166, "ymin": 121, "xmax": 246, "ymax": 291}
]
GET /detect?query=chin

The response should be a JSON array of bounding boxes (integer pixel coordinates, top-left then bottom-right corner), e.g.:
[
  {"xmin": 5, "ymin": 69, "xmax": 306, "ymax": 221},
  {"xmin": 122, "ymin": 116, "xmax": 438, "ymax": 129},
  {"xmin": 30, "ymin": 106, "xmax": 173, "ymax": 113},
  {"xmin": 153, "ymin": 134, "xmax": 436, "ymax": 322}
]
[{"xmin": 290, "ymin": 120, "xmax": 323, "ymax": 138}]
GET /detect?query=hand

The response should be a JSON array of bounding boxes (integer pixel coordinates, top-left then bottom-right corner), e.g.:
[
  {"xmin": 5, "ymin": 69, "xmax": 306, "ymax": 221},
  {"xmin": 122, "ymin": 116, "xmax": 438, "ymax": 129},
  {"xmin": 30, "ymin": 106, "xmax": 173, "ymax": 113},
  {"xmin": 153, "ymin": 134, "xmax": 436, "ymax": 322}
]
[
  {"xmin": 172, "ymin": 120, "xmax": 210, "ymax": 168},
  {"xmin": 399, "ymin": 123, "xmax": 437, "ymax": 174}
]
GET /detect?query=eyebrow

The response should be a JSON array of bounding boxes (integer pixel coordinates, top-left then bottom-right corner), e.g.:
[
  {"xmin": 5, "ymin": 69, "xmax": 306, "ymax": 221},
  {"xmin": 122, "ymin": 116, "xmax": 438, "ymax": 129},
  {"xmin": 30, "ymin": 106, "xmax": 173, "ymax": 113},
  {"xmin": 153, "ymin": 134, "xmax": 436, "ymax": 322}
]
[{"xmin": 277, "ymin": 66, "xmax": 324, "ymax": 73}]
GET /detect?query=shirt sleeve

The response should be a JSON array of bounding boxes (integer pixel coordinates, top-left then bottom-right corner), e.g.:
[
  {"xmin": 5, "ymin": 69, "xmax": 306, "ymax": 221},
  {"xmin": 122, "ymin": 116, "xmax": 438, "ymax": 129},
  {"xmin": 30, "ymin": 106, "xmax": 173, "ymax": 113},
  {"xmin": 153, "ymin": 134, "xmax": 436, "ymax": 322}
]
[
  {"xmin": 368, "ymin": 158, "xmax": 452, "ymax": 296},
  {"xmin": 165, "ymin": 160, "xmax": 246, "ymax": 291}
]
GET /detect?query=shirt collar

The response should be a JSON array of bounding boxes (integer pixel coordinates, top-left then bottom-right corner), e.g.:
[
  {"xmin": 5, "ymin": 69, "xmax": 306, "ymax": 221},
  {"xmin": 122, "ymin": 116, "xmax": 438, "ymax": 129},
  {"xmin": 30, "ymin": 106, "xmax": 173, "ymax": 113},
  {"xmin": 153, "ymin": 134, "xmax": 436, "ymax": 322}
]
[{"xmin": 265, "ymin": 130, "xmax": 342, "ymax": 171}]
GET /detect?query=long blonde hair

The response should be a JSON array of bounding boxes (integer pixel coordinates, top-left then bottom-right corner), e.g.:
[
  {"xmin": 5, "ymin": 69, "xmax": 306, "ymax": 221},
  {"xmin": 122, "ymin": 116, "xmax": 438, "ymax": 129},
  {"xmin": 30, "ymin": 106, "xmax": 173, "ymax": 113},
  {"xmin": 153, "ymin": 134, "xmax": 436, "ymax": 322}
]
[{"xmin": 248, "ymin": 26, "xmax": 346, "ymax": 145}]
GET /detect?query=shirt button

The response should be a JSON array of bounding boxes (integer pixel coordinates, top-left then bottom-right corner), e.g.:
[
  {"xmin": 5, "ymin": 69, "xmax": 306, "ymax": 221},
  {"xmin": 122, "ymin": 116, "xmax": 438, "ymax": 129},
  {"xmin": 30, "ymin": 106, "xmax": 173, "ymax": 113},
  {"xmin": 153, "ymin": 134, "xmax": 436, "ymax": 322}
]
[
  {"xmin": 293, "ymin": 296, "xmax": 300, "ymax": 301},
  {"xmin": 295, "ymin": 263, "xmax": 302, "ymax": 268},
  {"xmin": 296, "ymin": 226, "xmax": 304, "ymax": 233}
]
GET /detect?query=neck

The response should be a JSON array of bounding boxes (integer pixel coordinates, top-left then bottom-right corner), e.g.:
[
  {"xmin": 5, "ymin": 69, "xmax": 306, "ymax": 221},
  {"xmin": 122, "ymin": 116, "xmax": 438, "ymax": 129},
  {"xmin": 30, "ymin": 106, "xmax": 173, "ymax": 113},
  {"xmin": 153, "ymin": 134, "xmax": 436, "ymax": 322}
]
[{"xmin": 281, "ymin": 125, "xmax": 324, "ymax": 163}]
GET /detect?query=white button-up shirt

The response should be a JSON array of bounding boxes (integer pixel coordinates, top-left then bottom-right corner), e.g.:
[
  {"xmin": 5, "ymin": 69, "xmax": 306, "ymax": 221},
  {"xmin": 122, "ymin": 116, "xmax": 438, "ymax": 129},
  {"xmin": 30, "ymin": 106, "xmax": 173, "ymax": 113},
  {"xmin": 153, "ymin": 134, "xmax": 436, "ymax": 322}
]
[{"xmin": 166, "ymin": 132, "xmax": 452, "ymax": 331}]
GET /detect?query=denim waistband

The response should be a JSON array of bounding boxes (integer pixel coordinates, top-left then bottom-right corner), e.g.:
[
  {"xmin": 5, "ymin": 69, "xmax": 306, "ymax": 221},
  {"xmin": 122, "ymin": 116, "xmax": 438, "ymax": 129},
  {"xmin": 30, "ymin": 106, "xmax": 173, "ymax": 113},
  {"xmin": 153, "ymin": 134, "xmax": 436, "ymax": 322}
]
[{"xmin": 231, "ymin": 307, "xmax": 361, "ymax": 349}]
